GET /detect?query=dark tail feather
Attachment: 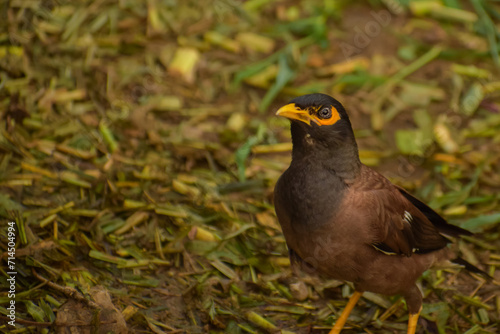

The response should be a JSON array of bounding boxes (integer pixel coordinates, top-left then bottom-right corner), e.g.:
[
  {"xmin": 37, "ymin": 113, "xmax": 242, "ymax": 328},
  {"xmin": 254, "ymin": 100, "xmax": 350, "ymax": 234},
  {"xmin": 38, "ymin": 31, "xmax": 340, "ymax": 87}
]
[{"xmin": 452, "ymin": 257, "xmax": 492, "ymax": 280}]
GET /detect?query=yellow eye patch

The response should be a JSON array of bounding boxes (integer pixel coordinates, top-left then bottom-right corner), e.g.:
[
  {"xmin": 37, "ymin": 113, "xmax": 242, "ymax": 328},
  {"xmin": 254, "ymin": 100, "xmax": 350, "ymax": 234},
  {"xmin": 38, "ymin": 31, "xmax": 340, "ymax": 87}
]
[
  {"xmin": 309, "ymin": 106, "xmax": 341, "ymax": 126},
  {"xmin": 276, "ymin": 103, "xmax": 341, "ymax": 126}
]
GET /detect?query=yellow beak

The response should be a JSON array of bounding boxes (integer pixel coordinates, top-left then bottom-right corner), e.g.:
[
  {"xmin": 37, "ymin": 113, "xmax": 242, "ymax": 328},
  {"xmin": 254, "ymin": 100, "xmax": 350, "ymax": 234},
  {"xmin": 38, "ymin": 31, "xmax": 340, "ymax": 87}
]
[{"xmin": 276, "ymin": 103, "xmax": 314, "ymax": 126}]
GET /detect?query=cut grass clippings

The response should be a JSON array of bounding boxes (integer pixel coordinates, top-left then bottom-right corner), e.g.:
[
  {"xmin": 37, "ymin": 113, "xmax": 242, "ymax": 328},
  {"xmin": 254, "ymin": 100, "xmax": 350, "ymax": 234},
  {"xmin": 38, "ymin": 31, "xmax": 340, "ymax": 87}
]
[{"xmin": 0, "ymin": 1, "xmax": 499, "ymax": 333}]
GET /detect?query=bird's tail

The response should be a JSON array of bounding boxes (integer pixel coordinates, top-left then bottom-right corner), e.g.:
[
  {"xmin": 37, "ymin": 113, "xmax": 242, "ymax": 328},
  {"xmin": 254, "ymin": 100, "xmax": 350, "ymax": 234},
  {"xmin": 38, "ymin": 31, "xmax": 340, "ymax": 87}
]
[{"xmin": 451, "ymin": 257, "xmax": 492, "ymax": 280}]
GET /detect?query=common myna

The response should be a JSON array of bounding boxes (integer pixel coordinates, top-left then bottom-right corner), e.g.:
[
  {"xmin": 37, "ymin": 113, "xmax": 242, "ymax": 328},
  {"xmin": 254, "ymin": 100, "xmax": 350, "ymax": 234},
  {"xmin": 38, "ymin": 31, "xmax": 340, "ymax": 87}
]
[{"xmin": 274, "ymin": 93, "xmax": 482, "ymax": 334}]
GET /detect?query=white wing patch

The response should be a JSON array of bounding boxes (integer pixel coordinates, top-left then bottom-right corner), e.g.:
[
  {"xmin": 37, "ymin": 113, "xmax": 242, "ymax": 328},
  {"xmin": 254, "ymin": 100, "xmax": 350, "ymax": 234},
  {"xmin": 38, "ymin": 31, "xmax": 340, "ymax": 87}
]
[
  {"xmin": 403, "ymin": 211, "xmax": 413, "ymax": 224},
  {"xmin": 372, "ymin": 211, "xmax": 421, "ymax": 256},
  {"xmin": 403, "ymin": 211, "xmax": 419, "ymax": 253}
]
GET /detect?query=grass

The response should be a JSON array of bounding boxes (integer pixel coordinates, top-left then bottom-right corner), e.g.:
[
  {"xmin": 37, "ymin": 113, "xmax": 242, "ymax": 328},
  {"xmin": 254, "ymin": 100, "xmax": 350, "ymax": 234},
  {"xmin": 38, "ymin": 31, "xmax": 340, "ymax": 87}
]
[{"xmin": 1, "ymin": 0, "xmax": 500, "ymax": 333}]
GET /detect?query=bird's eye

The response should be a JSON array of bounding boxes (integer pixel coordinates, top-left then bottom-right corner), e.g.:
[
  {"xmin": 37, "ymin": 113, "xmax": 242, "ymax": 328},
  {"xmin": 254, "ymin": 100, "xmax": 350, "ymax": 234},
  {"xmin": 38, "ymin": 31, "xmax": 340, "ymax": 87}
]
[{"xmin": 318, "ymin": 107, "xmax": 332, "ymax": 119}]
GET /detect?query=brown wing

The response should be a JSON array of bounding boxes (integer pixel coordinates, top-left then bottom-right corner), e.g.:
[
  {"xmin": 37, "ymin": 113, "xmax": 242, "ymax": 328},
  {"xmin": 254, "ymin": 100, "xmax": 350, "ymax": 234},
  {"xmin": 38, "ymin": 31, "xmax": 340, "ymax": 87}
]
[{"xmin": 355, "ymin": 167, "xmax": 450, "ymax": 257}]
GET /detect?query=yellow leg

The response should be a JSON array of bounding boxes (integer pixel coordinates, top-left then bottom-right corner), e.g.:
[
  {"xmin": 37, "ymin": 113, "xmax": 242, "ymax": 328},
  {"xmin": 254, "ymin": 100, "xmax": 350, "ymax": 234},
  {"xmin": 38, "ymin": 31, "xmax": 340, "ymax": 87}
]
[
  {"xmin": 329, "ymin": 291, "xmax": 363, "ymax": 334},
  {"xmin": 407, "ymin": 307, "xmax": 421, "ymax": 334}
]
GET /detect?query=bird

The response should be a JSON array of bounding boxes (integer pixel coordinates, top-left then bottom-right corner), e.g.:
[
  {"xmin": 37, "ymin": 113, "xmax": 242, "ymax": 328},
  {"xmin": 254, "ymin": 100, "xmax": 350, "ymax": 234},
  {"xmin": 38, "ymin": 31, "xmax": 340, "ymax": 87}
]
[{"xmin": 273, "ymin": 93, "xmax": 484, "ymax": 334}]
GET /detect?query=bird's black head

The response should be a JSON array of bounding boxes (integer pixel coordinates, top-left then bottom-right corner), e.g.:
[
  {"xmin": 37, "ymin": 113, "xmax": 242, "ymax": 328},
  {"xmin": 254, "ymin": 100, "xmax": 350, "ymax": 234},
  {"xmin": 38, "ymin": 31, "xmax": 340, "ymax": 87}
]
[{"xmin": 276, "ymin": 93, "xmax": 355, "ymax": 150}]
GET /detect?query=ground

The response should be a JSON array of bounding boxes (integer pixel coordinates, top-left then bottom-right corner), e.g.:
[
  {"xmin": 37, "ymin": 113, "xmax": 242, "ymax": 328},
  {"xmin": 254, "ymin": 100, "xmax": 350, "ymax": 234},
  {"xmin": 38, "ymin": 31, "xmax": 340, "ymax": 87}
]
[{"xmin": 0, "ymin": 0, "xmax": 500, "ymax": 333}]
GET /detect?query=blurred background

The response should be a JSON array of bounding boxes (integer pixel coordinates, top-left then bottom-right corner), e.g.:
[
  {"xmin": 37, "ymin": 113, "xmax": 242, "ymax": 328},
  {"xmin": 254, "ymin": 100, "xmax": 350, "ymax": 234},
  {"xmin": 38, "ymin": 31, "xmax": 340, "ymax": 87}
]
[{"xmin": 1, "ymin": 0, "xmax": 500, "ymax": 333}]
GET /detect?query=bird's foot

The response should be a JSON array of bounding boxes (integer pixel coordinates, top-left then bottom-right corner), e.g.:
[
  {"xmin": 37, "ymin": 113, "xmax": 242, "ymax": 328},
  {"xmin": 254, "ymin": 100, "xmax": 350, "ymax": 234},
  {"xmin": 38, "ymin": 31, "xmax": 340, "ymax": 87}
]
[{"xmin": 328, "ymin": 291, "xmax": 363, "ymax": 334}]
